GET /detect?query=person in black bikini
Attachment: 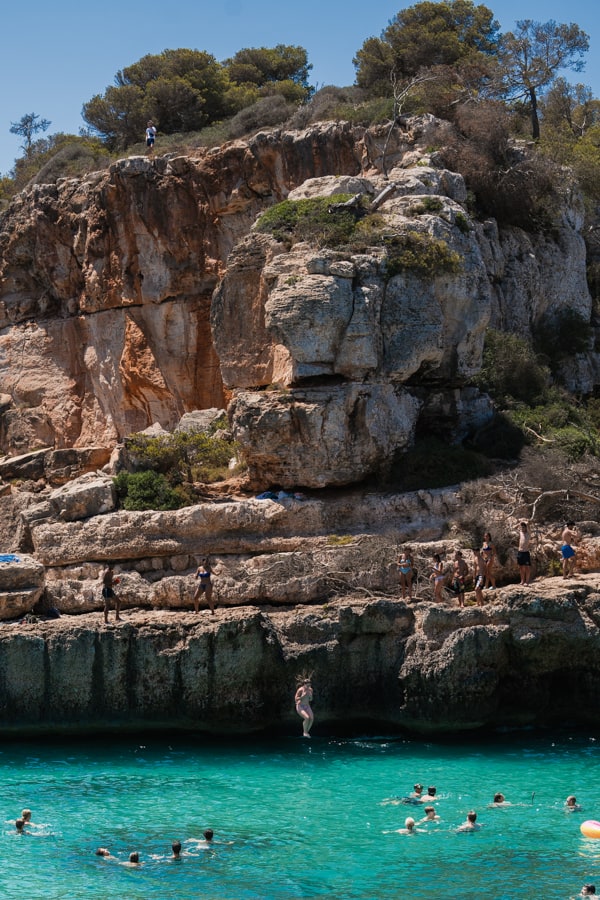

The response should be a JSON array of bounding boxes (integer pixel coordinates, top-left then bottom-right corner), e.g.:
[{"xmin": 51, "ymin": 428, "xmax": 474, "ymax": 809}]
[{"xmin": 193, "ymin": 558, "xmax": 215, "ymax": 614}]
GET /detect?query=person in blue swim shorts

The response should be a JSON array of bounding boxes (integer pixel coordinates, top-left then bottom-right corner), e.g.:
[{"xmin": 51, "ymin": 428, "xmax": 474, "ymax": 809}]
[{"xmin": 561, "ymin": 521, "xmax": 579, "ymax": 578}]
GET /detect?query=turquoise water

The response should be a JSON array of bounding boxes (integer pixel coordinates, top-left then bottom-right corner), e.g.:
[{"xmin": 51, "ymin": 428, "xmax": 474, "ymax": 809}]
[{"xmin": 2, "ymin": 731, "xmax": 600, "ymax": 899}]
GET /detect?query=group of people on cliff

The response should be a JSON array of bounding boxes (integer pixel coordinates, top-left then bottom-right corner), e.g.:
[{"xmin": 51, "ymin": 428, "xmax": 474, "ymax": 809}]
[{"xmin": 397, "ymin": 520, "xmax": 581, "ymax": 606}]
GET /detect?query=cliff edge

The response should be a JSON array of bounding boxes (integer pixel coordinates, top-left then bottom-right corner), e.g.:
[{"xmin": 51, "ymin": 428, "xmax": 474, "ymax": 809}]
[{"xmin": 1, "ymin": 575, "xmax": 598, "ymax": 736}]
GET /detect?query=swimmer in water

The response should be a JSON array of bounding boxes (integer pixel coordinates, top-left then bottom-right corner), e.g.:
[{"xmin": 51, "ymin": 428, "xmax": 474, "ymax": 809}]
[
  {"xmin": 457, "ymin": 811, "xmax": 482, "ymax": 832},
  {"xmin": 172, "ymin": 840, "xmax": 182, "ymax": 859},
  {"xmin": 95, "ymin": 847, "xmax": 113, "ymax": 858},
  {"xmin": 580, "ymin": 886, "xmax": 596, "ymax": 896},
  {"xmin": 294, "ymin": 679, "xmax": 314, "ymax": 737},
  {"xmin": 128, "ymin": 852, "xmax": 140, "ymax": 865},
  {"xmin": 394, "ymin": 816, "xmax": 418, "ymax": 834},
  {"xmin": 187, "ymin": 828, "xmax": 216, "ymax": 848},
  {"xmin": 565, "ymin": 795, "xmax": 582, "ymax": 811},
  {"xmin": 489, "ymin": 792, "xmax": 510, "ymax": 807},
  {"xmin": 418, "ymin": 805, "xmax": 440, "ymax": 824}
]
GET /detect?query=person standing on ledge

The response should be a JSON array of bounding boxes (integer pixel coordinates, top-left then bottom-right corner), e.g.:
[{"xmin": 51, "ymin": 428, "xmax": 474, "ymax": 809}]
[
  {"xmin": 101, "ymin": 564, "xmax": 121, "ymax": 623},
  {"xmin": 430, "ymin": 553, "xmax": 445, "ymax": 602},
  {"xmin": 145, "ymin": 120, "xmax": 157, "ymax": 154},
  {"xmin": 517, "ymin": 522, "xmax": 532, "ymax": 585},
  {"xmin": 295, "ymin": 678, "xmax": 314, "ymax": 737},
  {"xmin": 193, "ymin": 557, "xmax": 215, "ymax": 614},
  {"xmin": 397, "ymin": 547, "xmax": 414, "ymax": 600},
  {"xmin": 472, "ymin": 548, "xmax": 486, "ymax": 606},
  {"xmin": 561, "ymin": 521, "xmax": 579, "ymax": 578},
  {"xmin": 481, "ymin": 532, "xmax": 497, "ymax": 590}
]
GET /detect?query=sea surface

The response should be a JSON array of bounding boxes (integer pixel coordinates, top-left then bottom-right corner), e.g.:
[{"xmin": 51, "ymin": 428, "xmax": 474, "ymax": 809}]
[{"xmin": 1, "ymin": 729, "xmax": 599, "ymax": 899}]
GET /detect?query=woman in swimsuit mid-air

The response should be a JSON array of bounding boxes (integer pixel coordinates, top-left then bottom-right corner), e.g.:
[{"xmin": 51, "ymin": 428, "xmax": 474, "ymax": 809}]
[{"xmin": 295, "ymin": 679, "xmax": 314, "ymax": 737}]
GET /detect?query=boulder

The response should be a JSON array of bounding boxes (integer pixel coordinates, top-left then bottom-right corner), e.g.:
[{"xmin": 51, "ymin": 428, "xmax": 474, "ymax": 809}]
[
  {"xmin": 229, "ymin": 384, "xmax": 422, "ymax": 488},
  {"xmin": 0, "ymin": 554, "xmax": 45, "ymax": 620}
]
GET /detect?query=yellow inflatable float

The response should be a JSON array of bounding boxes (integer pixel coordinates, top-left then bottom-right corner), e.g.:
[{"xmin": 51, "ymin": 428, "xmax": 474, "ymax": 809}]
[{"xmin": 581, "ymin": 821, "xmax": 600, "ymax": 839}]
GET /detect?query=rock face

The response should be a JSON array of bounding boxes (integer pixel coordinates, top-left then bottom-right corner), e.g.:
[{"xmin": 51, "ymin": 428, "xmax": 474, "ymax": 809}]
[
  {"xmin": 21, "ymin": 482, "xmax": 462, "ymax": 613},
  {"xmin": 1, "ymin": 577, "xmax": 599, "ymax": 736},
  {"xmin": 0, "ymin": 118, "xmax": 595, "ymax": 489},
  {"xmin": 0, "ymin": 554, "xmax": 45, "ymax": 620}
]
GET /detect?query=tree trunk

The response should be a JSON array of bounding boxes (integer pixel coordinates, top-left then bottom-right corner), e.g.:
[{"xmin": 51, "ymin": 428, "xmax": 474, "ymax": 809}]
[{"xmin": 529, "ymin": 86, "xmax": 540, "ymax": 140}]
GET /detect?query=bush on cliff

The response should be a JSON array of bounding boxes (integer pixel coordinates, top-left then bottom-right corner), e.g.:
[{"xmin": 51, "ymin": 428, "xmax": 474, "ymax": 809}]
[
  {"xmin": 255, "ymin": 194, "xmax": 362, "ymax": 247},
  {"xmin": 112, "ymin": 424, "xmax": 242, "ymax": 510},
  {"xmin": 382, "ymin": 231, "xmax": 462, "ymax": 279},
  {"xmin": 473, "ymin": 329, "xmax": 600, "ymax": 461},
  {"xmin": 114, "ymin": 470, "xmax": 185, "ymax": 511},
  {"xmin": 256, "ymin": 197, "xmax": 463, "ymax": 278}
]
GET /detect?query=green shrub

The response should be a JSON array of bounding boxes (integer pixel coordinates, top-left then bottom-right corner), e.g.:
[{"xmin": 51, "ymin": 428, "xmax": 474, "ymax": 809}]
[
  {"xmin": 454, "ymin": 211, "xmax": 470, "ymax": 234},
  {"xmin": 408, "ymin": 197, "xmax": 444, "ymax": 215},
  {"xmin": 472, "ymin": 330, "xmax": 549, "ymax": 406},
  {"xmin": 125, "ymin": 428, "xmax": 240, "ymax": 485},
  {"xmin": 508, "ymin": 393, "xmax": 600, "ymax": 460},
  {"xmin": 533, "ymin": 309, "xmax": 594, "ymax": 371},
  {"xmin": 328, "ymin": 96, "xmax": 395, "ymax": 125},
  {"xmin": 383, "ymin": 231, "xmax": 462, "ymax": 280},
  {"xmin": 255, "ymin": 194, "xmax": 362, "ymax": 247},
  {"xmin": 114, "ymin": 470, "xmax": 185, "ymax": 511},
  {"xmin": 226, "ymin": 95, "xmax": 295, "ymax": 139}
]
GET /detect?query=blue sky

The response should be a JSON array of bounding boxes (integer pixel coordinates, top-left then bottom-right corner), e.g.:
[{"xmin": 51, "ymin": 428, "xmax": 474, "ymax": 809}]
[{"xmin": 1, "ymin": 0, "xmax": 599, "ymax": 176}]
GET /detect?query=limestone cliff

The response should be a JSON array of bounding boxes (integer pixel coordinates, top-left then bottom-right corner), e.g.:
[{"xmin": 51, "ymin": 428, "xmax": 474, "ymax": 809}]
[
  {"xmin": 0, "ymin": 118, "xmax": 594, "ymax": 488},
  {"xmin": 1, "ymin": 577, "xmax": 599, "ymax": 736},
  {"xmin": 0, "ymin": 117, "xmax": 599, "ymax": 738}
]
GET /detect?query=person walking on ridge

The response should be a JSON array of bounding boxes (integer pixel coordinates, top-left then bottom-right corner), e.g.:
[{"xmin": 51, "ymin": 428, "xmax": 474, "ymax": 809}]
[{"xmin": 146, "ymin": 121, "xmax": 157, "ymax": 154}]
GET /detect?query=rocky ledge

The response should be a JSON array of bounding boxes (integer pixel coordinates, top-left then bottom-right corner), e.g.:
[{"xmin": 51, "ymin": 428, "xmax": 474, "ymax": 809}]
[{"xmin": 1, "ymin": 574, "xmax": 599, "ymax": 737}]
